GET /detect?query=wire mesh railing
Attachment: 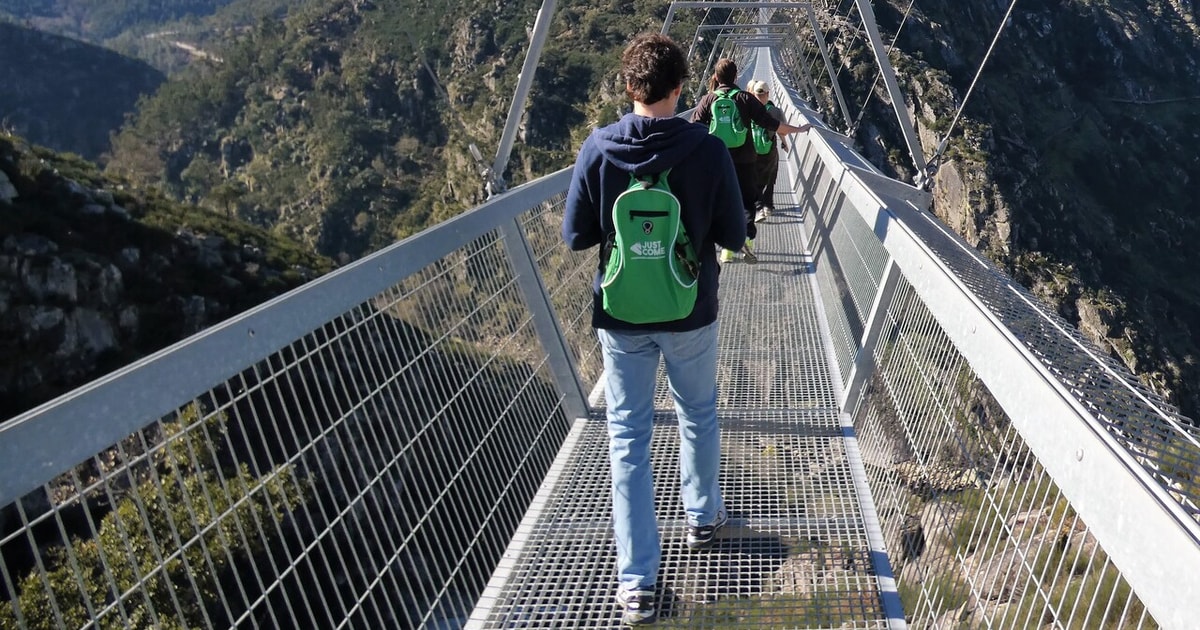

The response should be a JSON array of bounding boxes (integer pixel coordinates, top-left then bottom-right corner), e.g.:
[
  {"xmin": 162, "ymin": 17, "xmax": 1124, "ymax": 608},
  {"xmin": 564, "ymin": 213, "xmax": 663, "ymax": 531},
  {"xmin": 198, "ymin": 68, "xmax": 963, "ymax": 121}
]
[
  {"xmin": 852, "ymin": 280, "xmax": 1157, "ymax": 628},
  {"xmin": 0, "ymin": 172, "xmax": 603, "ymax": 629},
  {"xmin": 769, "ymin": 34, "xmax": 1200, "ymax": 625},
  {"xmin": 2, "ymin": 5, "xmax": 1200, "ymax": 626}
]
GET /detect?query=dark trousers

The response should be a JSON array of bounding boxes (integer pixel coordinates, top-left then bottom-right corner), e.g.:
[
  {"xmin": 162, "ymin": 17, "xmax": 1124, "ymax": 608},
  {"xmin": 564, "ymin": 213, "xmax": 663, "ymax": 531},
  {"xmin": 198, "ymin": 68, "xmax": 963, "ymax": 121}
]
[
  {"xmin": 734, "ymin": 160, "xmax": 759, "ymax": 240},
  {"xmin": 755, "ymin": 147, "xmax": 780, "ymax": 210}
]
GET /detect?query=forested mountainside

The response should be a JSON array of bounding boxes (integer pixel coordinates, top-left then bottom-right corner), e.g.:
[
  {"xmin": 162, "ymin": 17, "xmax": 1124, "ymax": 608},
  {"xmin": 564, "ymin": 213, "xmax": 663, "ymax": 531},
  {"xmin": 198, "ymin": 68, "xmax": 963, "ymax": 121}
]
[
  {"xmin": 3, "ymin": 0, "xmax": 1199, "ymax": 420},
  {"xmin": 829, "ymin": 0, "xmax": 1200, "ymax": 418},
  {"xmin": 0, "ymin": 0, "xmax": 675, "ymax": 414},
  {"xmin": 104, "ymin": 0, "xmax": 672, "ymax": 261},
  {"xmin": 0, "ymin": 23, "xmax": 164, "ymax": 161},
  {"xmin": 0, "ymin": 0, "xmax": 236, "ymax": 40},
  {"xmin": 1, "ymin": 0, "xmax": 306, "ymax": 73},
  {"xmin": 0, "ymin": 132, "xmax": 330, "ymax": 419}
]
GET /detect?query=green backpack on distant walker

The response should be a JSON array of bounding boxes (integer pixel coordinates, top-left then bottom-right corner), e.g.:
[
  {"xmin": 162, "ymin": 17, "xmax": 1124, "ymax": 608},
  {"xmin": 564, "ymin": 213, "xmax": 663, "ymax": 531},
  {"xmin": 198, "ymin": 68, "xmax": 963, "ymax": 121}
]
[
  {"xmin": 708, "ymin": 88, "xmax": 747, "ymax": 148},
  {"xmin": 600, "ymin": 169, "xmax": 700, "ymax": 324},
  {"xmin": 751, "ymin": 101, "xmax": 778, "ymax": 155}
]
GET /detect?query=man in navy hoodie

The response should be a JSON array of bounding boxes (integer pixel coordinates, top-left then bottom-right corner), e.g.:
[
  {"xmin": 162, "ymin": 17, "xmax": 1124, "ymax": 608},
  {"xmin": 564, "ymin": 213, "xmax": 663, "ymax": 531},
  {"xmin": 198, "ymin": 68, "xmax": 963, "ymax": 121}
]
[{"xmin": 562, "ymin": 32, "xmax": 746, "ymax": 626}]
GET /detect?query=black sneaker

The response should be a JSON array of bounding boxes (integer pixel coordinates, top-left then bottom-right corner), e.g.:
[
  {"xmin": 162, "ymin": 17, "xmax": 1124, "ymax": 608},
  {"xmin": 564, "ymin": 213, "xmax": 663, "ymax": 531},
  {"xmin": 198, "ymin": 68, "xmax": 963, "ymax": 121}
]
[
  {"xmin": 686, "ymin": 510, "xmax": 729, "ymax": 549},
  {"xmin": 617, "ymin": 588, "xmax": 657, "ymax": 626}
]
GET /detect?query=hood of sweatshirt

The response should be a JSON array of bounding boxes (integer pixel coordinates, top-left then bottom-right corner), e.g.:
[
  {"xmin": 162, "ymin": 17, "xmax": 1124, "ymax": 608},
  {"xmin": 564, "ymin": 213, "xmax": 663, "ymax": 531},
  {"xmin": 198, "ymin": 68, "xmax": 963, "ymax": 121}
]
[{"xmin": 590, "ymin": 113, "xmax": 711, "ymax": 176}]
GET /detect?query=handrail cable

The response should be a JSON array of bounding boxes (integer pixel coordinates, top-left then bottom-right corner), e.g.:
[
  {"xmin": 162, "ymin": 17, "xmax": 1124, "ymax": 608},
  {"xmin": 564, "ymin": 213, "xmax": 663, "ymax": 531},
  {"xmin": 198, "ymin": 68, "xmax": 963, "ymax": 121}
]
[
  {"xmin": 796, "ymin": 3, "xmax": 828, "ymax": 76},
  {"xmin": 800, "ymin": 3, "xmax": 834, "ymax": 84},
  {"xmin": 794, "ymin": 2, "xmax": 853, "ymax": 125},
  {"xmin": 926, "ymin": 0, "xmax": 1020, "ymax": 181},
  {"xmin": 798, "ymin": 3, "xmax": 856, "ymax": 132},
  {"xmin": 832, "ymin": 3, "xmax": 866, "ymax": 84},
  {"xmin": 852, "ymin": 0, "xmax": 927, "ymax": 184}
]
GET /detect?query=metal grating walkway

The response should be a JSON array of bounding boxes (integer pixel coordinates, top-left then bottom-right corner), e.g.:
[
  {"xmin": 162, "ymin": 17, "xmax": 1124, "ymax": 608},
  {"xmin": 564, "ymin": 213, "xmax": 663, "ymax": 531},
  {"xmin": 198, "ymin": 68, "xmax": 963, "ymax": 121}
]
[{"xmin": 468, "ymin": 163, "xmax": 891, "ymax": 628}]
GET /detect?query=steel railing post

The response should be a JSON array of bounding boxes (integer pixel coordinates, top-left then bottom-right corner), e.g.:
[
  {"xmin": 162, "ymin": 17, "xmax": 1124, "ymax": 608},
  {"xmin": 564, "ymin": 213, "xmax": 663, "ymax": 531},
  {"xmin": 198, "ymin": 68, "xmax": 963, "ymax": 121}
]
[
  {"xmin": 853, "ymin": 0, "xmax": 929, "ymax": 187},
  {"xmin": 488, "ymin": 0, "xmax": 557, "ymax": 196},
  {"xmin": 840, "ymin": 259, "xmax": 902, "ymax": 413},
  {"xmin": 499, "ymin": 220, "xmax": 590, "ymax": 421}
]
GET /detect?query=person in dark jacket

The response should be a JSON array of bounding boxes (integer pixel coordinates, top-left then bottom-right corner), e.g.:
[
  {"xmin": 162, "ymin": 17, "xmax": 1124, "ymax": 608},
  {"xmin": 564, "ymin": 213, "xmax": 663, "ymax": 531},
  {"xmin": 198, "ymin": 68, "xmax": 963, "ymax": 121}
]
[
  {"xmin": 748, "ymin": 79, "xmax": 789, "ymax": 222},
  {"xmin": 692, "ymin": 60, "xmax": 809, "ymax": 262},
  {"xmin": 562, "ymin": 32, "xmax": 746, "ymax": 627}
]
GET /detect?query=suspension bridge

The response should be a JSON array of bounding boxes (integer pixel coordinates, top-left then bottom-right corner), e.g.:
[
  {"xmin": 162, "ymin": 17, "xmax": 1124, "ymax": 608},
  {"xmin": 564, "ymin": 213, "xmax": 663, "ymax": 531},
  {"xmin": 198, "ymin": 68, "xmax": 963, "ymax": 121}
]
[{"xmin": 2, "ymin": 2, "xmax": 1198, "ymax": 629}]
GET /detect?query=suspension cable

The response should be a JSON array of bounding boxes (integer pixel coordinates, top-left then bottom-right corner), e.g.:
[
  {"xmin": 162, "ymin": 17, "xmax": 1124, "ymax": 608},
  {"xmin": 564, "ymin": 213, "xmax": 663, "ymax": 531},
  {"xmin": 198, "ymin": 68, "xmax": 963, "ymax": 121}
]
[
  {"xmin": 927, "ymin": 0, "xmax": 1020, "ymax": 178},
  {"xmin": 850, "ymin": 0, "xmax": 918, "ymax": 134},
  {"xmin": 835, "ymin": 4, "xmax": 869, "ymax": 84},
  {"xmin": 399, "ymin": 26, "xmax": 495, "ymax": 185}
]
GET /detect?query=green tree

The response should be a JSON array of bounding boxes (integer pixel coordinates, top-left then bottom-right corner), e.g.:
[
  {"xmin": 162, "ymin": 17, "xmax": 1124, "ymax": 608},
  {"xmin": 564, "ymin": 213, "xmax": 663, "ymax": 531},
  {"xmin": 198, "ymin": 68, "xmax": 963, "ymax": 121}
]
[
  {"xmin": 0, "ymin": 405, "xmax": 306, "ymax": 629},
  {"xmin": 179, "ymin": 153, "xmax": 220, "ymax": 202},
  {"xmin": 208, "ymin": 180, "xmax": 245, "ymax": 218}
]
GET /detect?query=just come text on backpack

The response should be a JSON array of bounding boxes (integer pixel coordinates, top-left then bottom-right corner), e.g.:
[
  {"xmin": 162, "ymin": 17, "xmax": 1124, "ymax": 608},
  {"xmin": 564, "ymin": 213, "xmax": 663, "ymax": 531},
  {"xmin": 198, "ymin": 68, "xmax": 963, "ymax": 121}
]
[
  {"xmin": 600, "ymin": 169, "xmax": 700, "ymax": 324},
  {"xmin": 708, "ymin": 88, "xmax": 747, "ymax": 148}
]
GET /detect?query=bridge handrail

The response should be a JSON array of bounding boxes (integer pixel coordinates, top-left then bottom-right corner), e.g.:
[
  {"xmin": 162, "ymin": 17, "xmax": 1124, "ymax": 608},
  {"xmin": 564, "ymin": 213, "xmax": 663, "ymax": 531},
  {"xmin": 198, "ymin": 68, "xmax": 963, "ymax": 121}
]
[
  {"xmin": 765, "ymin": 44, "xmax": 1200, "ymax": 627},
  {"xmin": 1, "ymin": 162, "xmax": 593, "ymax": 628},
  {"xmin": 2, "ymin": 34, "xmax": 1198, "ymax": 628},
  {"xmin": 0, "ymin": 168, "xmax": 572, "ymax": 510}
]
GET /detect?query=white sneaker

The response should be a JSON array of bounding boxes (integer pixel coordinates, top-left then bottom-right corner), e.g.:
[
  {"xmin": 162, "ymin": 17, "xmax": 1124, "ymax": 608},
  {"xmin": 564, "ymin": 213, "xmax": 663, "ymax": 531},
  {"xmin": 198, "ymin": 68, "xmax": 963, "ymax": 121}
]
[
  {"xmin": 686, "ymin": 510, "xmax": 729, "ymax": 549},
  {"xmin": 617, "ymin": 588, "xmax": 657, "ymax": 625}
]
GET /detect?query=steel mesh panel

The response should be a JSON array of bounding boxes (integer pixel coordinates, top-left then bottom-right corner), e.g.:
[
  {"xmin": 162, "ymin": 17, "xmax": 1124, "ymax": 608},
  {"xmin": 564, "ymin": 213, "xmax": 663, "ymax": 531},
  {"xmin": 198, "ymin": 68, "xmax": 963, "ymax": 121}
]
[
  {"xmin": 473, "ymin": 176, "xmax": 890, "ymax": 628},
  {"xmin": 852, "ymin": 280, "xmax": 1159, "ymax": 628},
  {"xmin": 476, "ymin": 408, "xmax": 888, "ymax": 629},
  {"xmin": 793, "ymin": 146, "xmax": 862, "ymax": 386},
  {"xmin": 718, "ymin": 182, "xmax": 838, "ymax": 412},
  {"xmin": 795, "ymin": 142, "xmax": 832, "ymax": 248},
  {"xmin": 715, "ymin": 301, "xmax": 835, "ymax": 411},
  {"xmin": 521, "ymin": 192, "xmax": 605, "ymax": 389},
  {"xmin": 826, "ymin": 194, "xmax": 888, "ymax": 327},
  {"xmin": 898, "ymin": 208, "xmax": 1200, "ymax": 521},
  {"xmin": 1, "ymin": 192, "xmax": 580, "ymax": 628}
]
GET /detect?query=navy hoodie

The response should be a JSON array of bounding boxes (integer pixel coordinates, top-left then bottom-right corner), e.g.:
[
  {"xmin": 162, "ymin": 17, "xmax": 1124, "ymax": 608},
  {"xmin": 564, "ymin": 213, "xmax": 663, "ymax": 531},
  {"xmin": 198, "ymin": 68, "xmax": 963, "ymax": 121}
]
[{"xmin": 563, "ymin": 113, "xmax": 746, "ymax": 332}]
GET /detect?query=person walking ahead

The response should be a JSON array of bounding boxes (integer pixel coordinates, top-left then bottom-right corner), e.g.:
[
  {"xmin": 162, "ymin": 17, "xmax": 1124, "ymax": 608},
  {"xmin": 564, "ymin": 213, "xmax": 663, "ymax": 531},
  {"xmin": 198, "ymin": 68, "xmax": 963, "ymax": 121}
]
[
  {"xmin": 748, "ymin": 80, "xmax": 788, "ymax": 222},
  {"xmin": 692, "ymin": 60, "xmax": 810, "ymax": 262},
  {"xmin": 563, "ymin": 33, "xmax": 746, "ymax": 626}
]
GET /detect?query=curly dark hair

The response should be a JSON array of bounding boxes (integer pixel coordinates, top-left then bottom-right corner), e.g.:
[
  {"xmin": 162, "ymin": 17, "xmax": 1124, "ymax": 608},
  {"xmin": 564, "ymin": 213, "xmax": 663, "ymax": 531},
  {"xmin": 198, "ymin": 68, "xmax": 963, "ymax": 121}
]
[{"xmin": 621, "ymin": 33, "xmax": 688, "ymax": 105}]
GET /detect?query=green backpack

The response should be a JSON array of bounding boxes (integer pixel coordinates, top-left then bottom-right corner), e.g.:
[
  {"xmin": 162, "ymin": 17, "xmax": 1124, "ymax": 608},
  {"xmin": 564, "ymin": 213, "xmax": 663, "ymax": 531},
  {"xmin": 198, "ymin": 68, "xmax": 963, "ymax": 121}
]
[
  {"xmin": 708, "ymin": 88, "xmax": 747, "ymax": 148},
  {"xmin": 600, "ymin": 169, "xmax": 700, "ymax": 324},
  {"xmin": 751, "ymin": 101, "xmax": 777, "ymax": 155}
]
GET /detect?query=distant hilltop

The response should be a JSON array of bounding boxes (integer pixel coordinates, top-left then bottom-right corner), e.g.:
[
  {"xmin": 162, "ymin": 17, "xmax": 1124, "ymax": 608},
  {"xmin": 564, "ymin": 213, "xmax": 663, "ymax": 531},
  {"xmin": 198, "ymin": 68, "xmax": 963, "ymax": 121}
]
[{"xmin": 0, "ymin": 22, "xmax": 165, "ymax": 161}]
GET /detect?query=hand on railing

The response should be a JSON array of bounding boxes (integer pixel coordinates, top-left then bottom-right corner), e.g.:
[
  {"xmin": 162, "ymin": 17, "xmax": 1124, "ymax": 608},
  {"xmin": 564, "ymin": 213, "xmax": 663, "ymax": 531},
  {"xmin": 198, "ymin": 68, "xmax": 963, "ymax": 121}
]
[{"xmin": 776, "ymin": 121, "xmax": 812, "ymax": 136}]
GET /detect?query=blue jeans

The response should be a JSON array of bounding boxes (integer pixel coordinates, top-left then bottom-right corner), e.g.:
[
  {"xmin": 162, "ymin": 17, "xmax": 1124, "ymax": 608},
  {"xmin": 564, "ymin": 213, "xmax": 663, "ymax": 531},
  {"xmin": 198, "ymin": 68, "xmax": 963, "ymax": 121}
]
[{"xmin": 597, "ymin": 321, "xmax": 725, "ymax": 591}]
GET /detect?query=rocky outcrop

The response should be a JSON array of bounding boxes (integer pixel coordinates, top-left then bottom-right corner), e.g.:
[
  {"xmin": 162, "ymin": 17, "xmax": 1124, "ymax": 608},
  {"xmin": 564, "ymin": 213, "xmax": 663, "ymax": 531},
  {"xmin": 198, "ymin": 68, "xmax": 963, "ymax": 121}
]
[
  {"xmin": 837, "ymin": 1, "xmax": 1200, "ymax": 419},
  {"xmin": 0, "ymin": 132, "xmax": 328, "ymax": 419}
]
